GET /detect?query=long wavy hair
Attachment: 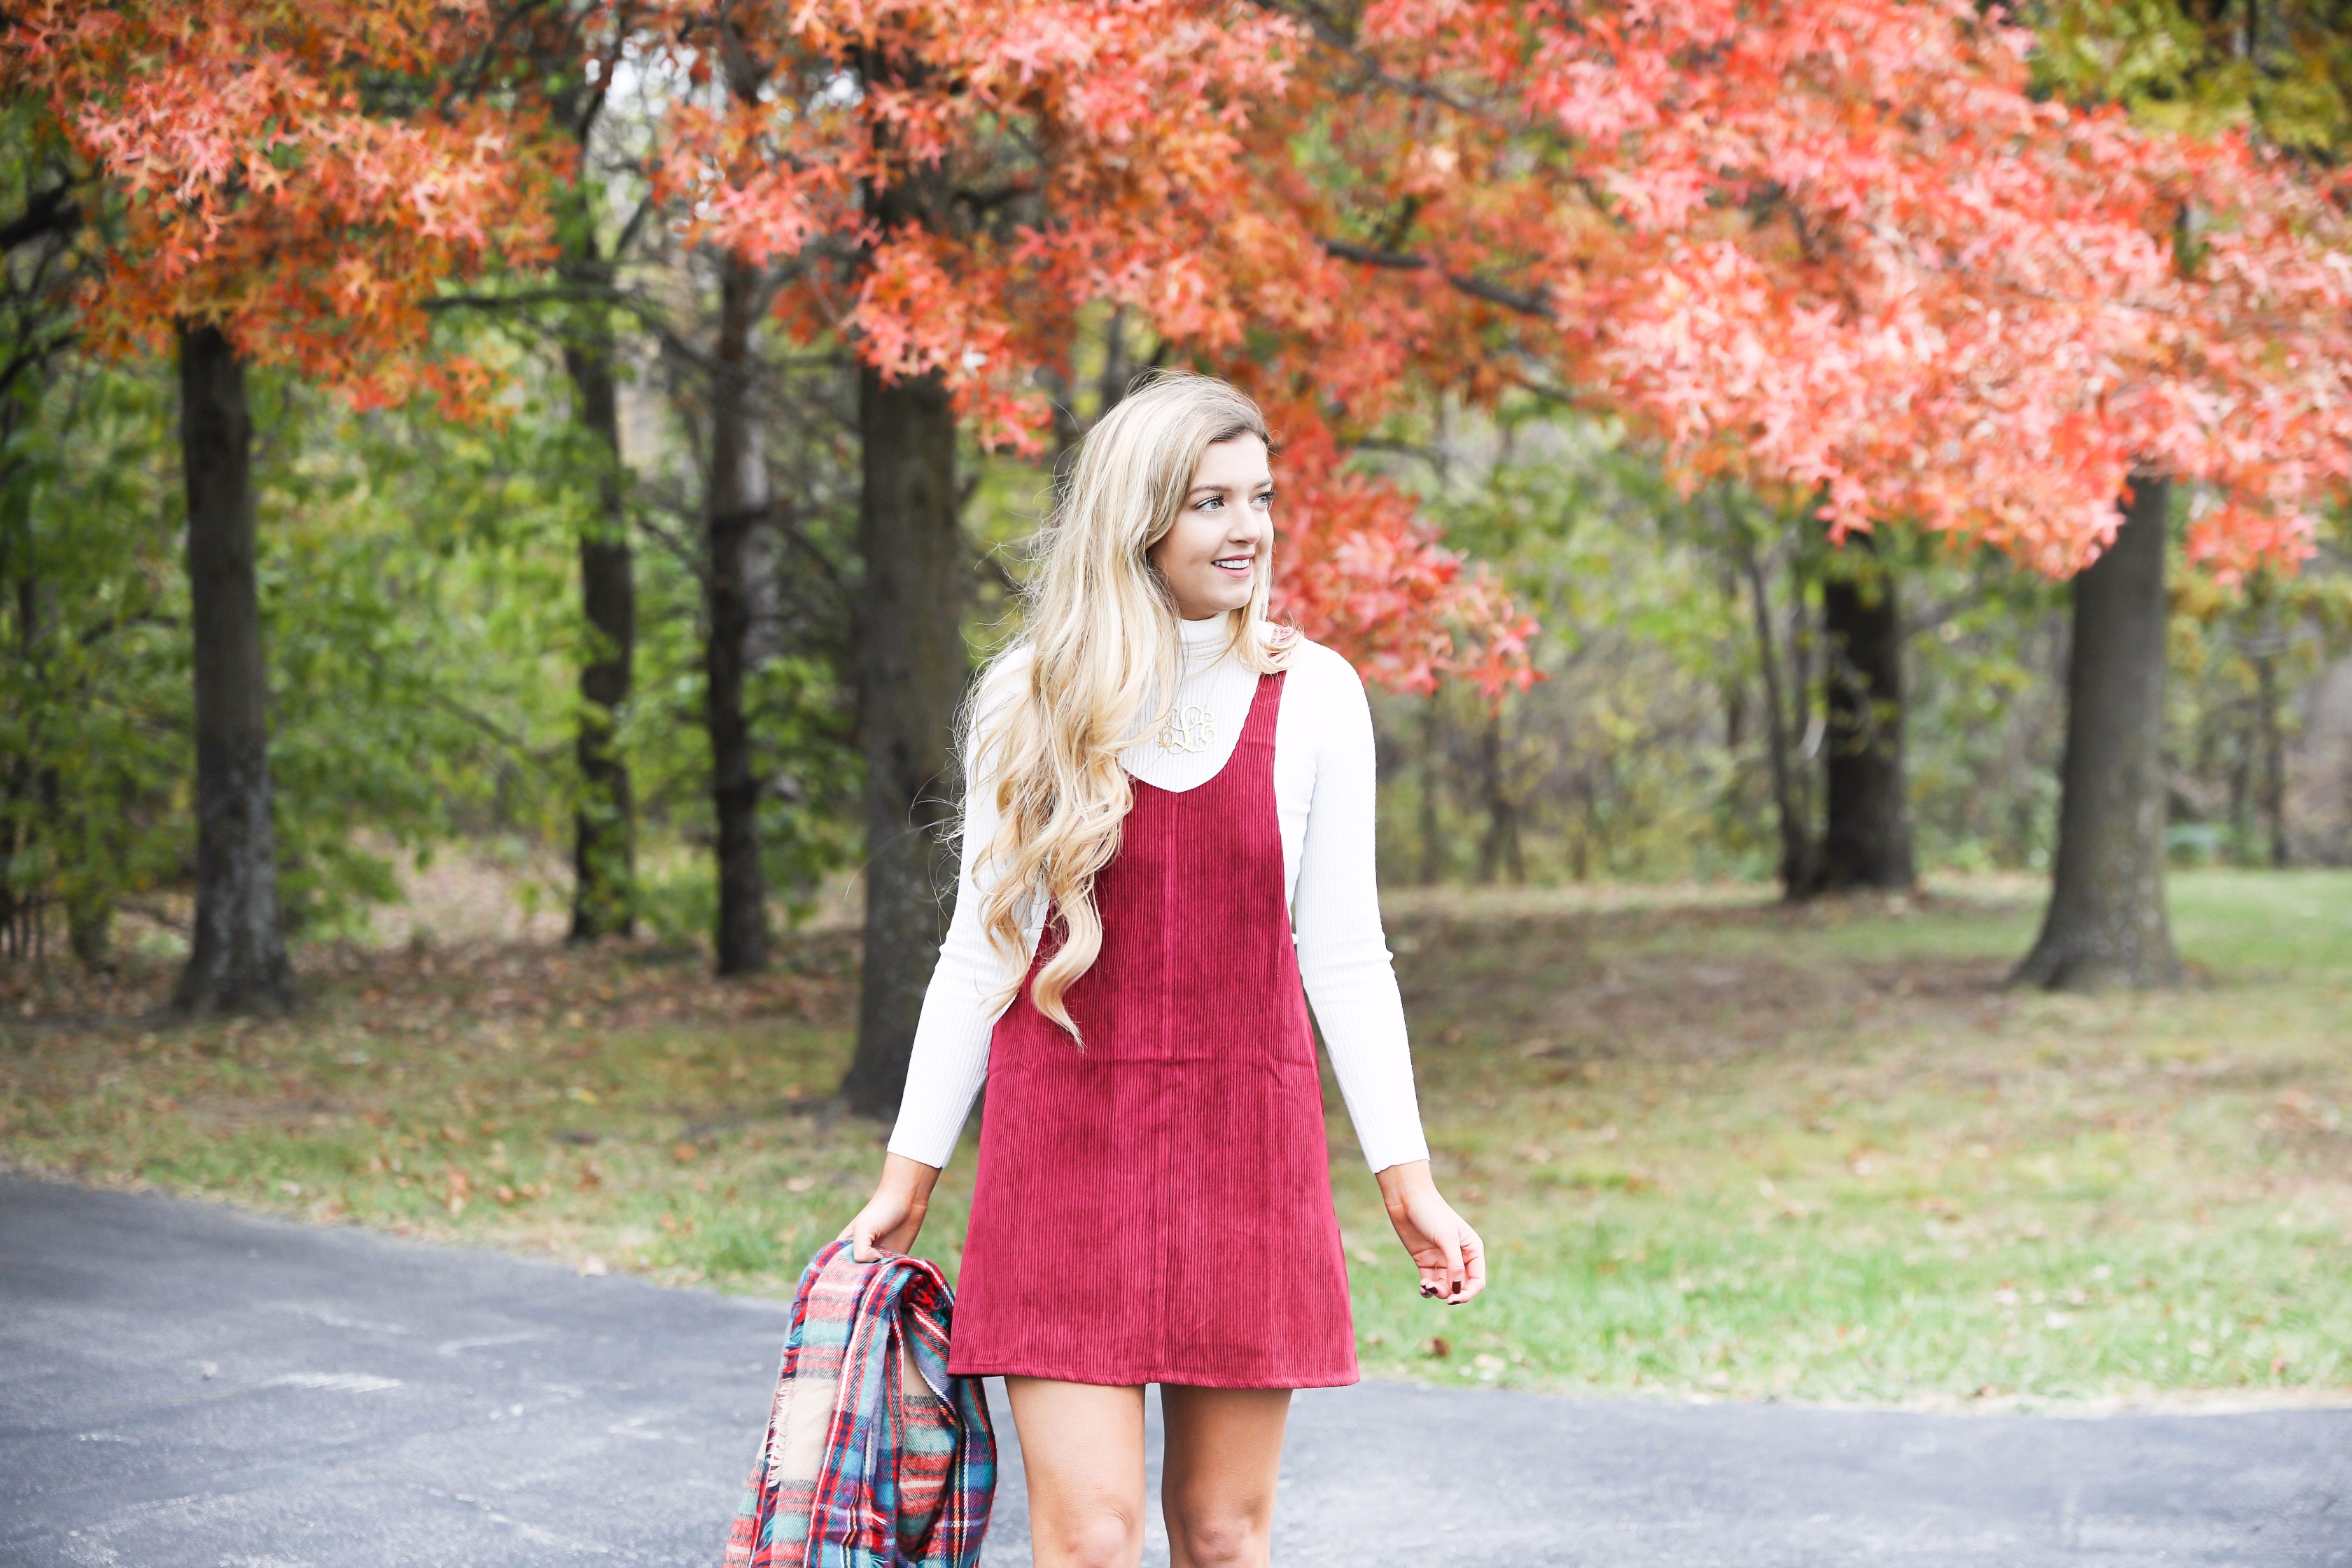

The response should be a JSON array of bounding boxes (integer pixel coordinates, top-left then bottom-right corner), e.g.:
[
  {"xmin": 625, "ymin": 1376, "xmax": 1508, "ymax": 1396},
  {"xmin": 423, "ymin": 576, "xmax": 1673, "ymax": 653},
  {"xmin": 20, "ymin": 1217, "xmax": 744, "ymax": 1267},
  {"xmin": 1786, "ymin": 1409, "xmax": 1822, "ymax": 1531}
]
[{"xmin": 967, "ymin": 372, "xmax": 1293, "ymax": 1040}]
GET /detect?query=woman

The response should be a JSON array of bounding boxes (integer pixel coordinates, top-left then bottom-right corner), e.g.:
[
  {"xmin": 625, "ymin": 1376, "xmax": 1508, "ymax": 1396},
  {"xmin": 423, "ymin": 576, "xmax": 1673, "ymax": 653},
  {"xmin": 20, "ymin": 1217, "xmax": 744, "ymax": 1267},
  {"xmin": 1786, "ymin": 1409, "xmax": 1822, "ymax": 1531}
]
[{"xmin": 841, "ymin": 372, "xmax": 1485, "ymax": 1568}]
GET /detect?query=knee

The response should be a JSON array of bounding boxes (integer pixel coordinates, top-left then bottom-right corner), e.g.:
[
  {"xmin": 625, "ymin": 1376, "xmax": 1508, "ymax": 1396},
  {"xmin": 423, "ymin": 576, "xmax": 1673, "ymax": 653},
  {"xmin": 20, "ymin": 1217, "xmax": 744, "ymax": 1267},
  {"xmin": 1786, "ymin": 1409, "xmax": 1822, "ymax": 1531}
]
[
  {"xmin": 1033, "ymin": 1506, "xmax": 1143, "ymax": 1568},
  {"xmin": 1168, "ymin": 1509, "xmax": 1270, "ymax": 1568}
]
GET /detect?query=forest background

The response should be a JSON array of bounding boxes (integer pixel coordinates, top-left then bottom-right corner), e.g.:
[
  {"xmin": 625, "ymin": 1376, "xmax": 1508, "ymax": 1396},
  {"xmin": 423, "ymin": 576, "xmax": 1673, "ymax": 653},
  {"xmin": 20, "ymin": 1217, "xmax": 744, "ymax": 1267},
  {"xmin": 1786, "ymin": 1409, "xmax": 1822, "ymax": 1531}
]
[{"xmin": 6, "ymin": 0, "xmax": 2352, "ymax": 1404}]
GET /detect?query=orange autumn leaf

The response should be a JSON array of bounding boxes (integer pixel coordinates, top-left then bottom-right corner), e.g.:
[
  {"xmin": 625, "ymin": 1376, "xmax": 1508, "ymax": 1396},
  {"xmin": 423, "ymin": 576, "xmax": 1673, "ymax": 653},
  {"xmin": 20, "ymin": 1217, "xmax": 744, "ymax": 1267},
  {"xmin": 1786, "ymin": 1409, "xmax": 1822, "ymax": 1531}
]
[{"xmin": 5, "ymin": 0, "xmax": 561, "ymax": 409}]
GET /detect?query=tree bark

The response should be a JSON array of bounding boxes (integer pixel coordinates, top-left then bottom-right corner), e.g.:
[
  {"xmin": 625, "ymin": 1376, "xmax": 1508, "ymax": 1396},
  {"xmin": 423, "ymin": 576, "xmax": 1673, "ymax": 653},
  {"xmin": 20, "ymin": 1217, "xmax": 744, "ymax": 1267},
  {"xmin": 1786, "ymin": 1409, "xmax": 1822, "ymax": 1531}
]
[
  {"xmin": 2013, "ymin": 477, "xmax": 2184, "ymax": 990},
  {"xmin": 2254, "ymin": 644, "xmax": 2290, "ymax": 868},
  {"xmin": 1476, "ymin": 709, "xmax": 1524, "ymax": 884},
  {"xmin": 705, "ymin": 250, "xmax": 771, "ymax": 975},
  {"xmin": 1738, "ymin": 529, "xmax": 1817, "ymax": 897},
  {"xmin": 1814, "ymin": 545, "xmax": 1916, "ymax": 892},
  {"xmin": 840, "ymin": 363, "xmax": 966, "ymax": 1119},
  {"xmin": 1417, "ymin": 698, "xmax": 1445, "ymax": 885},
  {"xmin": 565, "ymin": 313, "xmax": 637, "ymax": 940},
  {"xmin": 172, "ymin": 323, "xmax": 294, "ymax": 1015}
]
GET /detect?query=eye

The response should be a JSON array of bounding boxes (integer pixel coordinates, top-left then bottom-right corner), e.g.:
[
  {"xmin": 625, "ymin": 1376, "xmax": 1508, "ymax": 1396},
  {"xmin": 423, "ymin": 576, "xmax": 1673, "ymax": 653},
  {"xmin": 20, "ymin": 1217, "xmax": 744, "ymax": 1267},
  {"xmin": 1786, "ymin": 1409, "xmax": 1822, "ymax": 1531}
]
[
  {"xmin": 1252, "ymin": 489, "xmax": 1274, "ymax": 510},
  {"xmin": 1194, "ymin": 495, "xmax": 1223, "ymax": 512}
]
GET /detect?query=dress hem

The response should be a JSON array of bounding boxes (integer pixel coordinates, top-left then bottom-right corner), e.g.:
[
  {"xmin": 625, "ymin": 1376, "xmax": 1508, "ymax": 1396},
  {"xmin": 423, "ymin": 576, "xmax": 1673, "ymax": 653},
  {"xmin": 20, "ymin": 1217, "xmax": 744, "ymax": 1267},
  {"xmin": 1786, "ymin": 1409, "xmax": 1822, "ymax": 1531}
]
[{"xmin": 947, "ymin": 1361, "xmax": 1360, "ymax": 1392}]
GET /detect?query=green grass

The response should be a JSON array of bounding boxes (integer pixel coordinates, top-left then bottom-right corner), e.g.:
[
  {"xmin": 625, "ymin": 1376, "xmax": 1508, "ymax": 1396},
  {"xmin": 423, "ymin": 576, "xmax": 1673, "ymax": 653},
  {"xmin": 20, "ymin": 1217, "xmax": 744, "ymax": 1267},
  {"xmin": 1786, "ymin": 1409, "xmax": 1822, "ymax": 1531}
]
[
  {"xmin": 1344, "ymin": 870, "xmax": 2352, "ymax": 1404},
  {"xmin": 5, "ymin": 870, "xmax": 2349, "ymax": 1409}
]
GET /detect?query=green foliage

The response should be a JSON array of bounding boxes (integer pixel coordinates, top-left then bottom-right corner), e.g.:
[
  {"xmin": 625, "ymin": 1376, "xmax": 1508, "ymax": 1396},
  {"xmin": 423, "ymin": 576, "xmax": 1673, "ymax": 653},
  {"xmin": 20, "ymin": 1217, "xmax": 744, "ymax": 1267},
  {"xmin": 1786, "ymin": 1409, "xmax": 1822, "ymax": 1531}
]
[
  {"xmin": 1385, "ymin": 412, "xmax": 1764, "ymax": 884},
  {"xmin": 2, "ymin": 344, "xmax": 607, "ymax": 955},
  {"xmin": 0, "ymin": 358, "xmax": 188, "ymax": 960},
  {"xmin": 1370, "ymin": 404, "xmax": 2090, "ymax": 884},
  {"xmin": 1362, "ymin": 399, "xmax": 2352, "ymax": 888},
  {"xmin": 613, "ymin": 346, "xmax": 867, "ymax": 940},
  {"xmin": 255, "ymin": 371, "xmax": 587, "ymax": 934},
  {"xmin": 2, "ymin": 303, "xmax": 886, "ymax": 960},
  {"xmin": 2164, "ymin": 540, "xmax": 2352, "ymax": 867},
  {"xmin": 2029, "ymin": 0, "xmax": 2352, "ymax": 153}
]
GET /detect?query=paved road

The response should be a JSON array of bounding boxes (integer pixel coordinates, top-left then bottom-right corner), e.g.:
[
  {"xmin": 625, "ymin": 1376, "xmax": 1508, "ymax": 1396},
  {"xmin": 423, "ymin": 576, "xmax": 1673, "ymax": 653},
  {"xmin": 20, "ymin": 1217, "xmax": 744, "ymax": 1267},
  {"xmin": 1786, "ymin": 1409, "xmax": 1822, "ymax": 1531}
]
[{"xmin": 4, "ymin": 1176, "xmax": 2347, "ymax": 1567}]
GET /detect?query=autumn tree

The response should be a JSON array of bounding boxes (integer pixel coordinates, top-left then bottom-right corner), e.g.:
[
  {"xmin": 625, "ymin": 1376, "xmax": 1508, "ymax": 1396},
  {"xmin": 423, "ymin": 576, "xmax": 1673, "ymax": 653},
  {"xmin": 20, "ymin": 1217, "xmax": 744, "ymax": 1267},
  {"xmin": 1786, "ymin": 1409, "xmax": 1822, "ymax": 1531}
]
[
  {"xmin": 662, "ymin": 2, "xmax": 795, "ymax": 977},
  {"xmin": 1998, "ymin": 1, "xmax": 2352, "ymax": 982},
  {"xmin": 655, "ymin": 0, "xmax": 1534, "ymax": 1112},
  {"xmin": 1259, "ymin": 0, "xmax": 2351, "ymax": 964},
  {"xmin": 365, "ymin": 0, "xmax": 650, "ymax": 944},
  {"xmin": 534, "ymin": 4, "xmax": 647, "ymax": 944},
  {"xmin": 3, "ymin": 0, "xmax": 554, "ymax": 1011}
]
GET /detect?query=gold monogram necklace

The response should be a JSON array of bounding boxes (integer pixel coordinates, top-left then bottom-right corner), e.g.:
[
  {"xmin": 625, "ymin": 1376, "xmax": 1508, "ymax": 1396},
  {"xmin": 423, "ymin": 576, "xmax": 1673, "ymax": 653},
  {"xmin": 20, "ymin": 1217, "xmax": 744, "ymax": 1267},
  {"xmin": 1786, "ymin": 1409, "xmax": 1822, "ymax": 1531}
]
[{"xmin": 1157, "ymin": 704, "xmax": 1215, "ymax": 753}]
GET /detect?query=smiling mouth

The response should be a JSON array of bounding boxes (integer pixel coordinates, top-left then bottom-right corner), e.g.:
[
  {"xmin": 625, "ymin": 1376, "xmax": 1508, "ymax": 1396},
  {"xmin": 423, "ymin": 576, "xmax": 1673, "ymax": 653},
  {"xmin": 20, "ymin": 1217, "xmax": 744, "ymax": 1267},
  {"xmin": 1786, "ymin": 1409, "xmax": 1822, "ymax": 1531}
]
[{"xmin": 1212, "ymin": 555, "xmax": 1254, "ymax": 572}]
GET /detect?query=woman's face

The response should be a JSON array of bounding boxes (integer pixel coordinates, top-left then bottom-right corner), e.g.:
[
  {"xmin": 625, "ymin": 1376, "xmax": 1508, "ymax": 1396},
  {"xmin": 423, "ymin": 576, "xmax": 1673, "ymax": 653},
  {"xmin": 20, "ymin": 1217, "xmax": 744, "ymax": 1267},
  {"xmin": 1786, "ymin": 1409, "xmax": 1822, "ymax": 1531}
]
[{"xmin": 1148, "ymin": 435, "xmax": 1273, "ymax": 620}]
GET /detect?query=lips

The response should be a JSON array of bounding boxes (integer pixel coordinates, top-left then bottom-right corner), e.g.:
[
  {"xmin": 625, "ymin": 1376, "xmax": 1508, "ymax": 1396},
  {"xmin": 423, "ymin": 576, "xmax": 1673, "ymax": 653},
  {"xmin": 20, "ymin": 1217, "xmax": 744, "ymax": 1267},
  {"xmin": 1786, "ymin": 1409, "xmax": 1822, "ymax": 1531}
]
[{"xmin": 1212, "ymin": 554, "xmax": 1254, "ymax": 572}]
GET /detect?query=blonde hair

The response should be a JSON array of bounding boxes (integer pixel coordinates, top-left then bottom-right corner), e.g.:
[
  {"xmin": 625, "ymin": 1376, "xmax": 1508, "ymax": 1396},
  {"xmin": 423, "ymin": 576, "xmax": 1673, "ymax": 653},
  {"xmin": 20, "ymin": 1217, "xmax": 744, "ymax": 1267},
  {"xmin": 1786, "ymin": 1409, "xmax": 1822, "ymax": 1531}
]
[{"xmin": 969, "ymin": 372, "xmax": 1292, "ymax": 1039}]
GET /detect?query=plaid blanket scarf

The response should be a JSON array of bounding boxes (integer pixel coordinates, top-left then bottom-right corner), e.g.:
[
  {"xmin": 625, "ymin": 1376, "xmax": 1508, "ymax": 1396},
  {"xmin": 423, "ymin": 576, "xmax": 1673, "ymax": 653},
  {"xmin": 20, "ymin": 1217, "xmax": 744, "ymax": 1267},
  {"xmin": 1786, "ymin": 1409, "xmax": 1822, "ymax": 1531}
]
[{"xmin": 723, "ymin": 1239, "xmax": 995, "ymax": 1568}]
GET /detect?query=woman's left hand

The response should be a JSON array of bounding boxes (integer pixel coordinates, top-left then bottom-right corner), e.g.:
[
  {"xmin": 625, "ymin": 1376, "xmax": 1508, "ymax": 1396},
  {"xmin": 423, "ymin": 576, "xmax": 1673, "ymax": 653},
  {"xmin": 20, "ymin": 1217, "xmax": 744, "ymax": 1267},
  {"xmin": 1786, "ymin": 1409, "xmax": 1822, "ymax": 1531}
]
[{"xmin": 1374, "ymin": 1159, "xmax": 1486, "ymax": 1305}]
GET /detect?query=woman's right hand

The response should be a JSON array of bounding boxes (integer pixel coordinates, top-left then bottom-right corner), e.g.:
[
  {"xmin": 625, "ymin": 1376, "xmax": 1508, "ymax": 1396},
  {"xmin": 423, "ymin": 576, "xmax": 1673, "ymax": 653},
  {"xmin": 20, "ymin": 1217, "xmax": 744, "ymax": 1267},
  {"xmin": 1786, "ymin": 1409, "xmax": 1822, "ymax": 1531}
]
[{"xmin": 838, "ymin": 1152, "xmax": 943, "ymax": 1261}]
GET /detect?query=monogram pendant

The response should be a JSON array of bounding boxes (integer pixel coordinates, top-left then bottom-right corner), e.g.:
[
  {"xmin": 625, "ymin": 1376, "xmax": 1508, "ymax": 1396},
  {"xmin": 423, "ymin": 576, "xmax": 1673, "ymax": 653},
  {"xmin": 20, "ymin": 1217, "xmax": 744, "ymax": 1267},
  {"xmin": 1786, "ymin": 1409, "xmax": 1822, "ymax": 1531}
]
[{"xmin": 1157, "ymin": 704, "xmax": 1215, "ymax": 754}]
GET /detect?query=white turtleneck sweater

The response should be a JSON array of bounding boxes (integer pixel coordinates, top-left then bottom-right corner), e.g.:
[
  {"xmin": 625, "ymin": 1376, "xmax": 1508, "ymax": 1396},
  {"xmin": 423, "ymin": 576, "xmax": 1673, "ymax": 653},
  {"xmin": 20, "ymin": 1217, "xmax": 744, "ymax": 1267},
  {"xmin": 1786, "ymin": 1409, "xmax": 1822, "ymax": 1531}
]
[{"xmin": 884, "ymin": 615, "xmax": 1431, "ymax": 1173}]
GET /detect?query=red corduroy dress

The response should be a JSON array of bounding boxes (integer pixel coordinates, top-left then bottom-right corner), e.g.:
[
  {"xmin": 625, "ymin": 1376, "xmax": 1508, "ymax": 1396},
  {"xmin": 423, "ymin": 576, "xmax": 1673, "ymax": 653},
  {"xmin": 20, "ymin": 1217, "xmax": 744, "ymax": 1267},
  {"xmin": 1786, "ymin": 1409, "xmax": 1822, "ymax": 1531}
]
[{"xmin": 948, "ymin": 671, "xmax": 1358, "ymax": 1389}]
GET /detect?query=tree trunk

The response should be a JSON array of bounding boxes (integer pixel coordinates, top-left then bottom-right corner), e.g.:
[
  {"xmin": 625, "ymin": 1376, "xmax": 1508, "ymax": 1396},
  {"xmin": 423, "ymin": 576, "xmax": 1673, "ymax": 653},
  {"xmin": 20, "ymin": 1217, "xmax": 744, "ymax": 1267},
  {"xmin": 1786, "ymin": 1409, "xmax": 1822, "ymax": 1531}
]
[
  {"xmin": 565, "ymin": 315, "xmax": 637, "ymax": 941},
  {"xmin": 1417, "ymin": 698, "xmax": 1445, "ymax": 886},
  {"xmin": 705, "ymin": 251, "xmax": 770, "ymax": 975},
  {"xmin": 1814, "ymin": 545, "xmax": 1916, "ymax": 891},
  {"xmin": 840, "ymin": 363, "xmax": 966, "ymax": 1119},
  {"xmin": 172, "ymin": 323, "xmax": 294, "ymax": 1015},
  {"xmin": 2254, "ymin": 646, "xmax": 2290, "ymax": 868},
  {"xmin": 2013, "ymin": 477, "xmax": 2184, "ymax": 990},
  {"xmin": 1738, "ymin": 530, "xmax": 1817, "ymax": 896},
  {"xmin": 1476, "ymin": 709, "xmax": 1523, "ymax": 884}
]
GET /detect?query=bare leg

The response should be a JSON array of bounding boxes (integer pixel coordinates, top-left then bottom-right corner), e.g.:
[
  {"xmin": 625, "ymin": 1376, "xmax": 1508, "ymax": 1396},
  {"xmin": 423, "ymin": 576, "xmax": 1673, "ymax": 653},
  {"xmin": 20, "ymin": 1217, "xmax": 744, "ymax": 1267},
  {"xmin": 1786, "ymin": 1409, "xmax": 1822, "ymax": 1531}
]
[
  {"xmin": 1159, "ymin": 1386, "xmax": 1292, "ymax": 1568},
  {"xmin": 1005, "ymin": 1377, "xmax": 1149, "ymax": 1568}
]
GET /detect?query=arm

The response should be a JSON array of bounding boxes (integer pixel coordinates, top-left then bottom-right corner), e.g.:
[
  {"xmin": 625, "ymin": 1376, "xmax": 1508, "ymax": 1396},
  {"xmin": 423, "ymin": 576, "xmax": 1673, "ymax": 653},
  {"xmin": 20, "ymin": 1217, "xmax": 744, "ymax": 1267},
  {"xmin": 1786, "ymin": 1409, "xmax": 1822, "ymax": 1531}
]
[
  {"xmin": 1289, "ymin": 648, "xmax": 1485, "ymax": 1303},
  {"xmin": 845, "ymin": 1153, "xmax": 940, "ymax": 1262},
  {"xmin": 845, "ymin": 664, "xmax": 1028, "ymax": 1256},
  {"xmin": 1287, "ymin": 646, "xmax": 1430, "ymax": 1172}
]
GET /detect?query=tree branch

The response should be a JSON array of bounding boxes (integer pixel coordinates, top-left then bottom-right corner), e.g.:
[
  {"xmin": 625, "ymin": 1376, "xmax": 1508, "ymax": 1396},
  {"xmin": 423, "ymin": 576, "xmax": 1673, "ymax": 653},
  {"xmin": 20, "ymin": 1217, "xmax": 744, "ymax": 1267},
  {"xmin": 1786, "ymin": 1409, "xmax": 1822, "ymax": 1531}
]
[
  {"xmin": 0, "ymin": 184, "xmax": 79, "ymax": 253},
  {"xmin": 1317, "ymin": 237, "xmax": 1555, "ymax": 321}
]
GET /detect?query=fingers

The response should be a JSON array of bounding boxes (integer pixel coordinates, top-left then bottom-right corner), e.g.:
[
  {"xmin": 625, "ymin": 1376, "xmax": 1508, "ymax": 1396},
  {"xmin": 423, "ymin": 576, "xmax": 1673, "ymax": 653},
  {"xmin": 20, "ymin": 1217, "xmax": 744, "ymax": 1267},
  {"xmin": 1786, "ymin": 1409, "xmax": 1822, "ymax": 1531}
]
[
  {"xmin": 1412, "ymin": 1218, "xmax": 1470, "ymax": 1301},
  {"xmin": 1448, "ymin": 1226, "xmax": 1488, "ymax": 1306}
]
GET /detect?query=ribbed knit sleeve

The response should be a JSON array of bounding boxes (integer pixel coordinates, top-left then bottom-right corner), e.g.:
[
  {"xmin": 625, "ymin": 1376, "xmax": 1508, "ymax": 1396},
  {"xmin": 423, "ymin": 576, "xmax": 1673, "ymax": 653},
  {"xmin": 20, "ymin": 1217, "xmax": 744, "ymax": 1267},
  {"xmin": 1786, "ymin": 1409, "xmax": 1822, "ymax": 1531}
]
[{"xmin": 1282, "ymin": 643, "xmax": 1431, "ymax": 1173}]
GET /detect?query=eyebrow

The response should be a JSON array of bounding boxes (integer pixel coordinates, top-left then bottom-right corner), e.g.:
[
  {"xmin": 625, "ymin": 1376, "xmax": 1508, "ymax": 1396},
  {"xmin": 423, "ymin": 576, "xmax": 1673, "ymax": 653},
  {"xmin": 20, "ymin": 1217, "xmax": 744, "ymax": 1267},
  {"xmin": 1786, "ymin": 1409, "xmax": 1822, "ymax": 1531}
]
[{"xmin": 1187, "ymin": 478, "xmax": 1275, "ymax": 497}]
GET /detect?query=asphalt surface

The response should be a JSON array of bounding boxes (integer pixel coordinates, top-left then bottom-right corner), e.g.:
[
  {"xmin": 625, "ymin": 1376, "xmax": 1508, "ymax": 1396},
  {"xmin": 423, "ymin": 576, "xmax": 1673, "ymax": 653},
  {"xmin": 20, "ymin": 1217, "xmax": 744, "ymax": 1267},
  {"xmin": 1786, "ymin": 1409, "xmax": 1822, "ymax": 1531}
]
[{"xmin": 4, "ymin": 1175, "xmax": 2348, "ymax": 1567}]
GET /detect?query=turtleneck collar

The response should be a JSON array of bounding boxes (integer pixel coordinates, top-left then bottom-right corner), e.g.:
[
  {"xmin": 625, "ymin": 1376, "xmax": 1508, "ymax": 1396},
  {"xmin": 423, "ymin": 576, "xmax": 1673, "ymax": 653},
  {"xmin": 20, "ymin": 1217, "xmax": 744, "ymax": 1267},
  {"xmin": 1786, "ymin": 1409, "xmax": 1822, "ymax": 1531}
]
[{"xmin": 1178, "ymin": 612, "xmax": 1236, "ymax": 664}]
